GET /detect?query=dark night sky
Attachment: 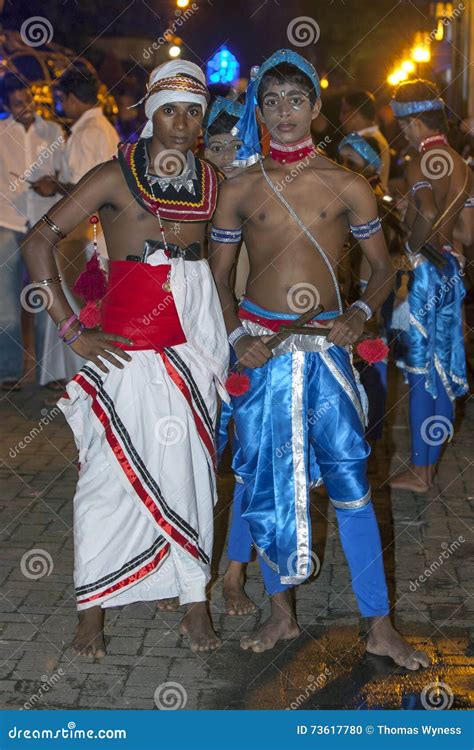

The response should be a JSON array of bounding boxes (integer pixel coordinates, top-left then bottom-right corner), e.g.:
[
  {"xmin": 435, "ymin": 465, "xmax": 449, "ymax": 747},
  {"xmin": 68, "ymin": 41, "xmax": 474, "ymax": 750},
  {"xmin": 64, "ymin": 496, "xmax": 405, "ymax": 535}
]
[{"xmin": 1, "ymin": 0, "xmax": 431, "ymax": 88}]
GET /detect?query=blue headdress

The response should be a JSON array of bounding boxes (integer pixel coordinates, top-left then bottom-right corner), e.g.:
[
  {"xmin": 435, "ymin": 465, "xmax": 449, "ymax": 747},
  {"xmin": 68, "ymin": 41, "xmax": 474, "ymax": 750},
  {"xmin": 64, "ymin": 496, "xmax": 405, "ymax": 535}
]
[
  {"xmin": 338, "ymin": 132, "xmax": 381, "ymax": 171},
  {"xmin": 204, "ymin": 96, "xmax": 245, "ymax": 145},
  {"xmin": 233, "ymin": 48, "xmax": 321, "ymax": 167},
  {"xmin": 390, "ymin": 98, "xmax": 445, "ymax": 118}
]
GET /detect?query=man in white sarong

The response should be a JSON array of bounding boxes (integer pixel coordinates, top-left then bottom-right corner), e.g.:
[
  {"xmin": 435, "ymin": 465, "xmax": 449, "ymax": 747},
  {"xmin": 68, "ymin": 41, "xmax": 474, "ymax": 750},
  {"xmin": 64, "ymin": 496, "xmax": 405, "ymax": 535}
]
[{"xmin": 22, "ymin": 61, "xmax": 228, "ymax": 657}]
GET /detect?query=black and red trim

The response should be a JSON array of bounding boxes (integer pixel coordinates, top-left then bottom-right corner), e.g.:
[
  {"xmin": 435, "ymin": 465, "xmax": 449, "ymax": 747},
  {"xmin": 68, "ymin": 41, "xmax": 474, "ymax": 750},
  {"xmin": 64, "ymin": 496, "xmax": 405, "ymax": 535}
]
[
  {"xmin": 73, "ymin": 366, "xmax": 209, "ymax": 565},
  {"xmin": 159, "ymin": 350, "xmax": 216, "ymax": 468},
  {"xmin": 76, "ymin": 535, "xmax": 169, "ymax": 605}
]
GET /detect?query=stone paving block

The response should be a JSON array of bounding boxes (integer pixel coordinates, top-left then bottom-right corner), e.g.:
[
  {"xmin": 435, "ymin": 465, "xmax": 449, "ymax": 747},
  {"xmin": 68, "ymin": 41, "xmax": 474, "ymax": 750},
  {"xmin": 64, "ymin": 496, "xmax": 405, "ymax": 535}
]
[
  {"xmin": 83, "ymin": 673, "xmax": 127, "ymax": 697},
  {"xmin": 1, "ymin": 624, "xmax": 39, "ymax": 641},
  {"xmin": 106, "ymin": 637, "xmax": 142, "ymax": 656},
  {"xmin": 126, "ymin": 667, "xmax": 171, "ymax": 686}
]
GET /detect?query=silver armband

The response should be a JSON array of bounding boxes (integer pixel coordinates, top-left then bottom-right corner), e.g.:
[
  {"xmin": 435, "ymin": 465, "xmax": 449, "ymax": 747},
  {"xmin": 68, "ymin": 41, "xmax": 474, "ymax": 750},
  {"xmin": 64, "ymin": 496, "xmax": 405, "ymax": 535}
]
[
  {"xmin": 228, "ymin": 325, "xmax": 248, "ymax": 349},
  {"xmin": 350, "ymin": 299, "xmax": 373, "ymax": 321}
]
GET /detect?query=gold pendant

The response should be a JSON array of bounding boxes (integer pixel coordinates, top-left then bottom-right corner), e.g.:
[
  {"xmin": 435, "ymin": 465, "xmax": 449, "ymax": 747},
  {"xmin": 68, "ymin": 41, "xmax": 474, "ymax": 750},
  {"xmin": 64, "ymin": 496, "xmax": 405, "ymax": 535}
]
[{"xmin": 162, "ymin": 270, "xmax": 172, "ymax": 292}]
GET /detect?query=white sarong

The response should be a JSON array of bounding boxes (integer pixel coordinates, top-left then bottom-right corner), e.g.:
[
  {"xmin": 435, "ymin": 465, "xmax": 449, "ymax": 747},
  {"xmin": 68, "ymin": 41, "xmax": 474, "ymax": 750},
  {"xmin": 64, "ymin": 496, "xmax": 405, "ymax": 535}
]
[
  {"xmin": 58, "ymin": 251, "xmax": 229, "ymax": 610},
  {"xmin": 59, "ymin": 344, "xmax": 218, "ymax": 609}
]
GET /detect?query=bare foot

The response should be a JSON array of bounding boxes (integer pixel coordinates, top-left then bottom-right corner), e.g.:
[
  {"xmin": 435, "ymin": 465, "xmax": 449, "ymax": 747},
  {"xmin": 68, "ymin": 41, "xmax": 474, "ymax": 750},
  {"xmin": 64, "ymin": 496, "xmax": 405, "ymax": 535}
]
[
  {"xmin": 72, "ymin": 606, "xmax": 106, "ymax": 659},
  {"xmin": 223, "ymin": 563, "xmax": 257, "ymax": 615},
  {"xmin": 240, "ymin": 590, "xmax": 300, "ymax": 653},
  {"xmin": 366, "ymin": 615, "xmax": 429, "ymax": 671},
  {"xmin": 179, "ymin": 601, "xmax": 221, "ymax": 653},
  {"xmin": 389, "ymin": 467, "xmax": 430, "ymax": 493},
  {"xmin": 156, "ymin": 597, "xmax": 180, "ymax": 611}
]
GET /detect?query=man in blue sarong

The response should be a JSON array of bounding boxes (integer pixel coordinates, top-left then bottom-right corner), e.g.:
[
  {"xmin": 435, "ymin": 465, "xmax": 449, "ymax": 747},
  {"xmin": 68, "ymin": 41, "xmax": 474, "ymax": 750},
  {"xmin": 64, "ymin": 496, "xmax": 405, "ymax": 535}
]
[
  {"xmin": 210, "ymin": 49, "xmax": 429, "ymax": 670},
  {"xmin": 389, "ymin": 80, "xmax": 470, "ymax": 493}
]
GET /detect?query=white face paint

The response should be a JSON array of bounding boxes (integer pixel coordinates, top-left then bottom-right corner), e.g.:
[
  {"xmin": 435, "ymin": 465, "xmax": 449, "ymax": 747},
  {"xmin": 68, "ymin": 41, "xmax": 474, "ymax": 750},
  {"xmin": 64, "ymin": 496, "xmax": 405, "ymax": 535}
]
[{"xmin": 262, "ymin": 88, "xmax": 310, "ymax": 112}]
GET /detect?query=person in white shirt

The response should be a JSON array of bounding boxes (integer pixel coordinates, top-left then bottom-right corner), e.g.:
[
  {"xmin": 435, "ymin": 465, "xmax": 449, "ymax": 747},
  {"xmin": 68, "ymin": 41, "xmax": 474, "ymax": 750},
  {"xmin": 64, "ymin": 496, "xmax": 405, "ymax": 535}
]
[
  {"xmin": 0, "ymin": 75, "xmax": 64, "ymax": 390},
  {"xmin": 31, "ymin": 66, "xmax": 118, "ymax": 388},
  {"xmin": 340, "ymin": 90, "xmax": 390, "ymax": 190}
]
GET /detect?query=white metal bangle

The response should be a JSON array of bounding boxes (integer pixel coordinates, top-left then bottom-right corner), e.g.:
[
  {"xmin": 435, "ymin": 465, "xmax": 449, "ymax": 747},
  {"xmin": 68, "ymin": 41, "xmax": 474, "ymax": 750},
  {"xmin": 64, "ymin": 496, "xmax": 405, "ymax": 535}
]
[
  {"xmin": 228, "ymin": 325, "xmax": 248, "ymax": 348},
  {"xmin": 350, "ymin": 299, "xmax": 373, "ymax": 321}
]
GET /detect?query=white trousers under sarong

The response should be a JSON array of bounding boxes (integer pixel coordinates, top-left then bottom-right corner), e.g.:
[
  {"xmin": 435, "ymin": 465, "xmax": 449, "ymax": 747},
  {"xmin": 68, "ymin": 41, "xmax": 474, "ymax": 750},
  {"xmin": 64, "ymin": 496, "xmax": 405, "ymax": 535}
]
[{"xmin": 58, "ymin": 343, "xmax": 218, "ymax": 611}]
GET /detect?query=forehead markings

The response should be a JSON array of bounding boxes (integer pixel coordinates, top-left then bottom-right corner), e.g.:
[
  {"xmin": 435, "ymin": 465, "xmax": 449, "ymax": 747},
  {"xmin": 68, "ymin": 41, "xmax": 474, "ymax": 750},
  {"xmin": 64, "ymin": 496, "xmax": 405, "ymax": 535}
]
[{"xmin": 208, "ymin": 136, "xmax": 242, "ymax": 146}]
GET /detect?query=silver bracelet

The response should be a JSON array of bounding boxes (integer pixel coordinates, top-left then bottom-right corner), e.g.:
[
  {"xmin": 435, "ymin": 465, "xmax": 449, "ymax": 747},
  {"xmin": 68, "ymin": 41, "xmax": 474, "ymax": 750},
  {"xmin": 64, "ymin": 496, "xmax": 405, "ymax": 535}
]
[
  {"xmin": 228, "ymin": 325, "xmax": 248, "ymax": 348},
  {"xmin": 350, "ymin": 299, "xmax": 373, "ymax": 321},
  {"xmin": 30, "ymin": 274, "xmax": 62, "ymax": 287}
]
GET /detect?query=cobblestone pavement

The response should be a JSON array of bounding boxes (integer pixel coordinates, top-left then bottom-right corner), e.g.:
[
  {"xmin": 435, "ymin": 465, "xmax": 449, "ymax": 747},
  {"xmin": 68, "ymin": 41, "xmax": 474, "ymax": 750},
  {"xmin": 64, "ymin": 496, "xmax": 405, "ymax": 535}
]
[{"xmin": 0, "ymin": 363, "xmax": 472, "ymax": 711}]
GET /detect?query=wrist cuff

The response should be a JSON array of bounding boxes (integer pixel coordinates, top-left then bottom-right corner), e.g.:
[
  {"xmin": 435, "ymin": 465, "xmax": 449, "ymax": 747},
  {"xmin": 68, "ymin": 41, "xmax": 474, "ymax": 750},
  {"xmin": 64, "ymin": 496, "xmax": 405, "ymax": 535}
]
[
  {"xmin": 228, "ymin": 325, "xmax": 248, "ymax": 348},
  {"xmin": 350, "ymin": 299, "xmax": 373, "ymax": 321}
]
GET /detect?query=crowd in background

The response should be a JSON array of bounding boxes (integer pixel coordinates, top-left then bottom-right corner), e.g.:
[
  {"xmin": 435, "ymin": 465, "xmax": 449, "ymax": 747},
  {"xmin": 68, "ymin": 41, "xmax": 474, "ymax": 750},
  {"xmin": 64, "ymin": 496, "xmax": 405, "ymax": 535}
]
[{"xmin": 0, "ymin": 59, "xmax": 472, "ymax": 395}]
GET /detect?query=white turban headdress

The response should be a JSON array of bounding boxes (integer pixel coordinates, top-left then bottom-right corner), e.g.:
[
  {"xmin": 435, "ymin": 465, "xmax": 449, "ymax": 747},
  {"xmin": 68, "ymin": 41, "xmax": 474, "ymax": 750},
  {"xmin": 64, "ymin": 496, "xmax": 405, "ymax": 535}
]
[{"xmin": 135, "ymin": 60, "xmax": 209, "ymax": 138}]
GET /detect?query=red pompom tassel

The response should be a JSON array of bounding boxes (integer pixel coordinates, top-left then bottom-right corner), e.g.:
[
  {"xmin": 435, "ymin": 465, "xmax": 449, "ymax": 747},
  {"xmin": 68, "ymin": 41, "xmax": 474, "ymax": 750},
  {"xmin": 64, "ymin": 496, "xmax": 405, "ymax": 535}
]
[
  {"xmin": 356, "ymin": 338, "xmax": 389, "ymax": 364},
  {"xmin": 79, "ymin": 300, "xmax": 102, "ymax": 328},
  {"xmin": 73, "ymin": 253, "xmax": 107, "ymax": 302},
  {"xmin": 226, "ymin": 371, "xmax": 251, "ymax": 396}
]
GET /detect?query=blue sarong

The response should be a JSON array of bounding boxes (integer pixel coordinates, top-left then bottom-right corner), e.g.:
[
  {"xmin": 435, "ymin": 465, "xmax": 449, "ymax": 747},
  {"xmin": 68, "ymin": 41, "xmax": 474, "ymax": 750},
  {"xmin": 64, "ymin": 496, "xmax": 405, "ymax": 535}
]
[{"xmin": 229, "ymin": 300, "xmax": 389, "ymax": 616}]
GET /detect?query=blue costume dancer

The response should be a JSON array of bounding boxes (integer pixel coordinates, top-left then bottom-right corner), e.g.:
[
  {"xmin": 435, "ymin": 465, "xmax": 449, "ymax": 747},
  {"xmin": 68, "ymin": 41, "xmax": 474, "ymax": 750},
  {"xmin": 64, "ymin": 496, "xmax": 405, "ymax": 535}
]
[
  {"xmin": 389, "ymin": 80, "xmax": 469, "ymax": 494},
  {"xmin": 204, "ymin": 96, "xmax": 258, "ymax": 614},
  {"xmin": 211, "ymin": 50, "xmax": 429, "ymax": 668},
  {"xmin": 338, "ymin": 133, "xmax": 390, "ymax": 444}
]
